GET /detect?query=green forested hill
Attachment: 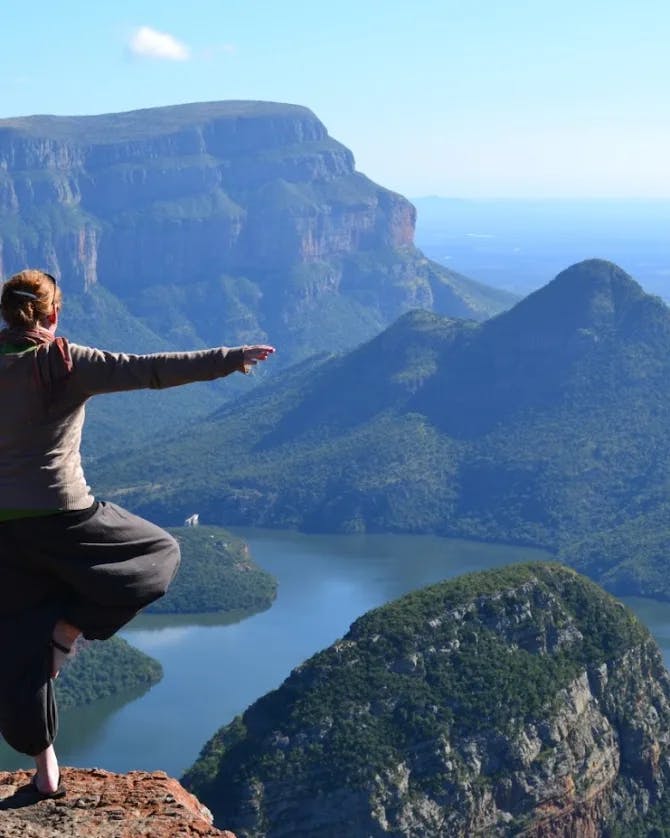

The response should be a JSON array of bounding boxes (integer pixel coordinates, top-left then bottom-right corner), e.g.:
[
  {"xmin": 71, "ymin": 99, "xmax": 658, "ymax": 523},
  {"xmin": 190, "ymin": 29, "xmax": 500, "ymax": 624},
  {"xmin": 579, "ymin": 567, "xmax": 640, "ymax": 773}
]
[
  {"xmin": 183, "ymin": 563, "xmax": 670, "ymax": 837},
  {"xmin": 56, "ymin": 636, "xmax": 162, "ymax": 710},
  {"xmin": 147, "ymin": 525, "xmax": 277, "ymax": 615},
  {"xmin": 92, "ymin": 259, "xmax": 670, "ymax": 598}
]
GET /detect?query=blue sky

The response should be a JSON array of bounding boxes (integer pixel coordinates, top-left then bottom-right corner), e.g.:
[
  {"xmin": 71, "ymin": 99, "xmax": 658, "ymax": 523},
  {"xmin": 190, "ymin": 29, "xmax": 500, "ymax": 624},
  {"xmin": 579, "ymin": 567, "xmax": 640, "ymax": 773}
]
[{"xmin": 3, "ymin": 0, "xmax": 670, "ymax": 198}]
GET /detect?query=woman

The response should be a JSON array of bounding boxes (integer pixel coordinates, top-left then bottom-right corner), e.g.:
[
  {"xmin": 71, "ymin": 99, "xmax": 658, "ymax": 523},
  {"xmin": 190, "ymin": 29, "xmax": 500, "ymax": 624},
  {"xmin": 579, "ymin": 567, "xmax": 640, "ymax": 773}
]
[{"xmin": 0, "ymin": 268, "xmax": 274, "ymax": 798}]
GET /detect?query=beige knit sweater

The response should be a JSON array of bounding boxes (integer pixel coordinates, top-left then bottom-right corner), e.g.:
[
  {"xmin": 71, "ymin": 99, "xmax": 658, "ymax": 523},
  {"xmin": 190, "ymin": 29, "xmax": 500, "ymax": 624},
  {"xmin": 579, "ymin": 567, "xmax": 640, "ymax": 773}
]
[{"xmin": 0, "ymin": 340, "xmax": 246, "ymax": 511}]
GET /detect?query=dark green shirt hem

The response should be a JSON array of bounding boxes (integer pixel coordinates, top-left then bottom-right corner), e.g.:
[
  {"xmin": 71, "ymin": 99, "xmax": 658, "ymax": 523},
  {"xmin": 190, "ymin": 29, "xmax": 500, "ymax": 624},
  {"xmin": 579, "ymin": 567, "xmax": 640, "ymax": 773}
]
[{"xmin": 0, "ymin": 509, "xmax": 60, "ymax": 522}]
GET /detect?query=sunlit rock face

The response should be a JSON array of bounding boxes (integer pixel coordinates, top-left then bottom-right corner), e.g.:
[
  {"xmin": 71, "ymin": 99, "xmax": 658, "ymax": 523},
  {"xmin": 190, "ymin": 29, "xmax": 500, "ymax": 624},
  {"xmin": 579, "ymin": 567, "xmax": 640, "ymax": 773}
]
[
  {"xmin": 0, "ymin": 101, "xmax": 510, "ymax": 361},
  {"xmin": 0, "ymin": 101, "xmax": 413, "ymax": 295}
]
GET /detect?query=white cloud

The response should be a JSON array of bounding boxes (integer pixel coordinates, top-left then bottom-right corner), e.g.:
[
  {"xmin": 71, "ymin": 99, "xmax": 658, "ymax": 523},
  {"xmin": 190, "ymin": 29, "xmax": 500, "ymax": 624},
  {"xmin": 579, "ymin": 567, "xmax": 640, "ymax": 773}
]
[{"xmin": 128, "ymin": 26, "xmax": 190, "ymax": 61}]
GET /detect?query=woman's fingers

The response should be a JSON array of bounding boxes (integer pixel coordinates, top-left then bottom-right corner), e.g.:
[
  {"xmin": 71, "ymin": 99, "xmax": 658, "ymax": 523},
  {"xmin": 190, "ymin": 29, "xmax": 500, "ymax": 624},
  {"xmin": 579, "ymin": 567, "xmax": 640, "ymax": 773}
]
[{"xmin": 243, "ymin": 345, "xmax": 276, "ymax": 365}]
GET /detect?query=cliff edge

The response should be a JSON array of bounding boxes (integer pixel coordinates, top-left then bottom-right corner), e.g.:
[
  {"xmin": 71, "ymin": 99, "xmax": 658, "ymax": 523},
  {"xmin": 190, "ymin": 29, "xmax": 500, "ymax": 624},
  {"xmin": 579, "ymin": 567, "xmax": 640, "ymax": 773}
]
[{"xmin": 0, "ymin": 768, "xmax": 236, "ymax": 837}]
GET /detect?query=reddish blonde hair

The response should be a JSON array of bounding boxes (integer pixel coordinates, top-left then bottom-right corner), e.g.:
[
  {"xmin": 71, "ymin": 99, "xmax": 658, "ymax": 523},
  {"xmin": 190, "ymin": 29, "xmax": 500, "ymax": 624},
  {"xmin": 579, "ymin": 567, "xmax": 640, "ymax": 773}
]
[{"xmin": 0, "ymin": 269, "xmax": 62, "ymax": 329}]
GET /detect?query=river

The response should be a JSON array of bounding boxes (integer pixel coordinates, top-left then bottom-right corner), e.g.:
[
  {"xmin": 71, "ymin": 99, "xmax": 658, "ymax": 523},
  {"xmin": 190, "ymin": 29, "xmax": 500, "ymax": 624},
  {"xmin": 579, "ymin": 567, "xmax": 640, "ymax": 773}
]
[{"xmin": 0, "ymin": 529, "xmax": 667, "ymax": 779}]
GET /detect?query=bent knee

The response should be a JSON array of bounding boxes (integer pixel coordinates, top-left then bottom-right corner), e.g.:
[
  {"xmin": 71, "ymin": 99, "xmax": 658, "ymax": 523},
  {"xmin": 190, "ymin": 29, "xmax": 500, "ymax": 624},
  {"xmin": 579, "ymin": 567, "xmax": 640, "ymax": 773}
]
[
  {"xmin": 0, "ymin": 722, "xmax": 52, "ymax": 757},
  {"xmin": 164, "ymin": 531, "xmax": 180, "ymax": 563},
  {"xmin": 146, "ymin": 532, "xmax": 181, "ymax": 600},
  {"xmin": 161, "ymin": 531, "xmax": 181, "ymax": 578}
]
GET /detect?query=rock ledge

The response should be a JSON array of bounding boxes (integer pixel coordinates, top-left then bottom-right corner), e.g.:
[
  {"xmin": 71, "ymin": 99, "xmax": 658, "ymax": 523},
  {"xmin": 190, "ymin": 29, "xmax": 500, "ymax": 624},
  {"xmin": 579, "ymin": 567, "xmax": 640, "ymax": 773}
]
[{"xmin": 0, "ymin": 767, "xmax": 236, "ymax": 837}]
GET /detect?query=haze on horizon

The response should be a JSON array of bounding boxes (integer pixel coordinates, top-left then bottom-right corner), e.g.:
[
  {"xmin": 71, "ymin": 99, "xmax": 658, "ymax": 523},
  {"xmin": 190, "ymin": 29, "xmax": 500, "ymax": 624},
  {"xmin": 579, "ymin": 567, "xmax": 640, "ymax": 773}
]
[{"xmin": 3, "ymin": 0, "xmax": 669, "ymax": 201}]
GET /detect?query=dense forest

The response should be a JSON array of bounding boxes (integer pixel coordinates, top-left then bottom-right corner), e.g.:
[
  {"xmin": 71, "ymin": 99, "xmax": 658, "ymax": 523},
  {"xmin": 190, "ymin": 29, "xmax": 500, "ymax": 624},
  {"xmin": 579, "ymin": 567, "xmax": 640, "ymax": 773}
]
[{"xmin": 146, "ymin": 525, "xmax": 277, "ymax": 614}]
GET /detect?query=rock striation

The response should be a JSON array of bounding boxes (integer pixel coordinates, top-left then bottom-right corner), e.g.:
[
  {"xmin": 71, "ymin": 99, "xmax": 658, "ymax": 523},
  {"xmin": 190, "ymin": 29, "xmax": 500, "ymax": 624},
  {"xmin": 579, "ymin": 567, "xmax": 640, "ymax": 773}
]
[
  {"xmin": 183, "ymin": 563, "xmax": 670, "ymax": 837},
  {"xmin": 0, "ymin": 101, "xmax": 512, "ymax": 363},
  {"xmin": 0, "ymin": 767, "xmax": 236, "ymax": 837},
  {"xmin": 0, "ymin": 103, "xmax": 412, "ymax": 283}
]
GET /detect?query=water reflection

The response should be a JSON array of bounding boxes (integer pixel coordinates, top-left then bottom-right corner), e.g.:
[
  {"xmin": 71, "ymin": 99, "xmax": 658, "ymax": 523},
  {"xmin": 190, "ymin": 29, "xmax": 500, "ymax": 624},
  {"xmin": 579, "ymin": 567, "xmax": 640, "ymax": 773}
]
[
  {"xmin": 620, "ymin": 596, "xmax": 670, "ymax": 663},
  {"xmin": 133, "ymin": 605, "xmax": 270, "ymax": 631},
  {"xmin": 0, "ymin": 681, "xmax": 155, "ymax": 771}
]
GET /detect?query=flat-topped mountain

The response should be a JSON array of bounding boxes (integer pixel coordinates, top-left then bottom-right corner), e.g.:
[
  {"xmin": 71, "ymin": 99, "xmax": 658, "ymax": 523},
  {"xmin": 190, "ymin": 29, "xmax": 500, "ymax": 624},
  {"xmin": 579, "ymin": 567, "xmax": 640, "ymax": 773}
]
[
  {"xmin": 183, "ymin": 563, "xmax": 670, "ymax": 837},
  {"xmin": 0, "ymin": 100, "xmax": 512, "ymax": 365},
  {"xmin": 0, "ymin": 100, "xmax": 514, "ymax": 459},
  {"xmin": 94, "ymin": 259, "xmax": 670, "ymax": 598}
]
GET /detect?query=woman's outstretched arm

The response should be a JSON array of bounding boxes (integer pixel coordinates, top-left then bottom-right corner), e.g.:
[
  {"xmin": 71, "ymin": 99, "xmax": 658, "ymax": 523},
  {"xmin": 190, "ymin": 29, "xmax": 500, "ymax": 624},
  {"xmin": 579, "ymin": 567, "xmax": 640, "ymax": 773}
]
[{"xmin": 67, "ymin": 343, "xmax": 275, "ymax": 396}]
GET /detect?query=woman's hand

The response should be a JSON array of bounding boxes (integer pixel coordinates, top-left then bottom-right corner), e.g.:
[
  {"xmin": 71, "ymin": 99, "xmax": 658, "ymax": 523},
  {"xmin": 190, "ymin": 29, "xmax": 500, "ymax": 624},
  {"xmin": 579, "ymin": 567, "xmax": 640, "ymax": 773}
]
[{"xmin": 243, "ymin": 345, "xmax": 276, "ymax": 369}]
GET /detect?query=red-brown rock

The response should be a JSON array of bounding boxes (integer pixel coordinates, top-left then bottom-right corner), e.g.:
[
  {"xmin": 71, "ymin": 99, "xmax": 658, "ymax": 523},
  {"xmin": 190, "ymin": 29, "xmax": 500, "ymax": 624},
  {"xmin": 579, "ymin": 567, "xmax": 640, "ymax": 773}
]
[{"xmin": 0, "ymin": 768, "xmax": 236, "ymax": 838}]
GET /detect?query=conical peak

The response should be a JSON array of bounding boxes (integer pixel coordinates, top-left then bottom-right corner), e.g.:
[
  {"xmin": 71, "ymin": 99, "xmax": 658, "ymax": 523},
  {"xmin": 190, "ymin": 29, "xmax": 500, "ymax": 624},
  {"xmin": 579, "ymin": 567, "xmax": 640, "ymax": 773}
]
[
  {"xmin": 488, "ymin": 259, "xmax": 651, "ymax": 340},
  {"xmin": 551, "ymin": 258, "xmax": 643, "ymax": 301}
]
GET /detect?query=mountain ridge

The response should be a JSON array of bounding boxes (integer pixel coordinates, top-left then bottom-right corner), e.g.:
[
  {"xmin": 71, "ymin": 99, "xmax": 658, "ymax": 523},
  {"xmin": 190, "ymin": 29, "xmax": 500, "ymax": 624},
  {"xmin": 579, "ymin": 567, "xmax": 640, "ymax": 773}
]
[
  {"xmin": 0, "ymin": 100, "xmax": 320, "ymax": 141},
  {"xmin": 91, "ymin": 259, "xmax": 670, "ymax": 598}
]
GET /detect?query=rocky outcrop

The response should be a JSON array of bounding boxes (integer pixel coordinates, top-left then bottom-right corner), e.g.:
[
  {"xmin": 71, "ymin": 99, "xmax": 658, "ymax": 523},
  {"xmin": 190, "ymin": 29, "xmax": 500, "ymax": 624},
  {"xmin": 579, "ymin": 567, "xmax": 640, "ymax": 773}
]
[
  {"xmin": 183, "ymin": 564, "xmax": 670, "ymax": 837},
  {"xmin": 0, "ymin": 768, "xmax": 236, "ymax": 837}
]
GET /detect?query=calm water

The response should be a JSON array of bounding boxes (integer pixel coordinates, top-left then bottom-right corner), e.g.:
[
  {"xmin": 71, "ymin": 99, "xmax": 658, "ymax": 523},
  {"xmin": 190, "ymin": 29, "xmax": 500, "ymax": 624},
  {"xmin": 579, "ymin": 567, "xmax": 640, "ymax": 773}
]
[{"xmin": 0, "ymin": 530, "xmax": 667, "ymax": 779}]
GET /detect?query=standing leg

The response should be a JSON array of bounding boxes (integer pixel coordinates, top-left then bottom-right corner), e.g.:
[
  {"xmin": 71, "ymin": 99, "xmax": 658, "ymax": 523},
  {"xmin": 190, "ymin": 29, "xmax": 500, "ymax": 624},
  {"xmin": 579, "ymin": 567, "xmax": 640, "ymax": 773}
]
[
  {"xmin": 0, "ymin": 606, "xmax": 60, "ymax": 761},
  {"xmin": 0, "ymin": 503, "xmax": 180, "ymax": 763},
  {"xmin": 30, "ymin": 619, "xmax": 80, "ymax": 795},
  {"xmin": 33, "ymin": 620, "xmax": 81, "ymax": 794},
  {"xmin": 33, "ymin": 744, "xmax": 62, "ymax": 795}
]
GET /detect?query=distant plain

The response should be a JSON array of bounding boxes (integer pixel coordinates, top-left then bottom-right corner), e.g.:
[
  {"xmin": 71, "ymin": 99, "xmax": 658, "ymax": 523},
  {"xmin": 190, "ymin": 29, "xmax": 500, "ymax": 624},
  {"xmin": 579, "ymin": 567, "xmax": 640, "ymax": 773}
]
[{"xmin": 413, "ymin": 197, "xmax": 670, "ymax": 298}]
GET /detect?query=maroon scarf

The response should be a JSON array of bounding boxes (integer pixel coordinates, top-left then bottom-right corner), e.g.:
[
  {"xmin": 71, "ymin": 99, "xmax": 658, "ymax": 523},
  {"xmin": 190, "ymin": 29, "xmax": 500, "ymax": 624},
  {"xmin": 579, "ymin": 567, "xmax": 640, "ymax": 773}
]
[
  {"xmin": 0, "ymin": 327, "xmax": 73, "ymax": 389},
  {"xmin": 0, "ymin": 326, "xmax": 56, "ymax": 347}
]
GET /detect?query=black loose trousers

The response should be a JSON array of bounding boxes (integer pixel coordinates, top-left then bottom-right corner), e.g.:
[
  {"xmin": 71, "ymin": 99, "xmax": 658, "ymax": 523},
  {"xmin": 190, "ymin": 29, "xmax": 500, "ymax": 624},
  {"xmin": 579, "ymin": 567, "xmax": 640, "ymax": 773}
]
[{"xmin": 0, "ymin": 501, "xmax": 180, "ymax": 756}]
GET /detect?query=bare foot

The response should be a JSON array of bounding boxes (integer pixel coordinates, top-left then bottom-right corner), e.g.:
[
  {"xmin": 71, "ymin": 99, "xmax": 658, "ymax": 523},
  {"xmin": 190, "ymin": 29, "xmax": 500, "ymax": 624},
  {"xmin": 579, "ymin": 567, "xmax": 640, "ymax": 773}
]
[{"xmin": 33, "ymin": 744, "xmax": 60, "ymax": 794}]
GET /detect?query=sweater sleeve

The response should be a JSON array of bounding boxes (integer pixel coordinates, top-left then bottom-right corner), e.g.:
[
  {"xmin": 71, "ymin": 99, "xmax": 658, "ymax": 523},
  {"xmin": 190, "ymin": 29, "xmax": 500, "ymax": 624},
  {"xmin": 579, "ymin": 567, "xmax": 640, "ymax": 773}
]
[{"xmin": 67, "ymin": 343, "xmax": 247, "ymax": 397}]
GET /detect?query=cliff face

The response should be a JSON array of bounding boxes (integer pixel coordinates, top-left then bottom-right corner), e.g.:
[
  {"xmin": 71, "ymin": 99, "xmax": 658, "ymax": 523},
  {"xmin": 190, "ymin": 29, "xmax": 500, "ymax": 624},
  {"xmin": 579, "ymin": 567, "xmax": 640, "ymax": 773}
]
[
  {"xmin": 0, "ymin": 768, "xmax": 236, "ymax": 837},
  {"xmin": 183, "ymin": 564, "xmax": 670, "ymax": 837},
  {"xmin": 0, "ymin": 102, "xmax": 412, "ymax": 293},
  {"xmin": 0, "ymin": 101, "xmax": 512, "ymax": 362}
]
